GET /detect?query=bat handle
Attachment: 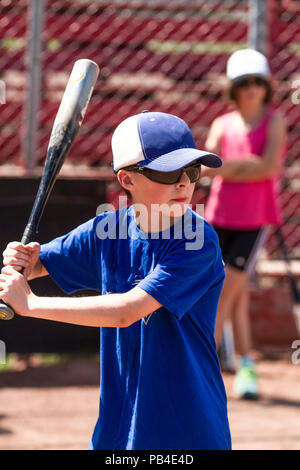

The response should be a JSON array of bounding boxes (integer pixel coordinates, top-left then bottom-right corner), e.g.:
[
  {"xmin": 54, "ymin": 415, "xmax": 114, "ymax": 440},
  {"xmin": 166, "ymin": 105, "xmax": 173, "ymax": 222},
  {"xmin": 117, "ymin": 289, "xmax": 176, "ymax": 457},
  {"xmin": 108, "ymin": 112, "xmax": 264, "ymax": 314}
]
[
  {"xmin": 0, "ymin": 301, "xmax": 15, "ymax": 321},
  {"xmin": 0, "ymin": 223, "xmax": 36, "ymax": 321},
  {"xmin": 0, "ymin": 268, "xmax": 25, "ymax": 320},
  {"xmin": 21, "ymin": 223, "xmax": 37, "ymax": 245},
  {"xmin": 0, "ymin": 265, "xmax": 27, "ymax": 321}
]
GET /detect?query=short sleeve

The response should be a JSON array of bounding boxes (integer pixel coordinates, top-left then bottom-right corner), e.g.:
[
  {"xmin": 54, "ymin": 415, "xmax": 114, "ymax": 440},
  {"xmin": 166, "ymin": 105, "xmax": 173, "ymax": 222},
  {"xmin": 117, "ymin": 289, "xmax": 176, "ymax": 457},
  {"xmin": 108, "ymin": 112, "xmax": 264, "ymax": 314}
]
[
  {"xmin": 40, "ymin": 217, "xmax": 101, "ymax": 294},
  {"xmin": 137, "ymin": 224, "xmax": 224, "ymax": 319}
]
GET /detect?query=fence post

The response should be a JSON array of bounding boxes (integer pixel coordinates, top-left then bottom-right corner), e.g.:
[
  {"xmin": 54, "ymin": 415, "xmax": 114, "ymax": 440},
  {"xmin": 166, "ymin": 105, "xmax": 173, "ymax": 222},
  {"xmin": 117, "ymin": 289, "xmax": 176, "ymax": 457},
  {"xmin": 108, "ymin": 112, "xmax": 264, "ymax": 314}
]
[
  {"xmin": 22, "ymin": 0, "xmax": 45, "ymax": 172},
  {"xmin": 248, "ymin": 0, "xmax": 268, "ymax": 54}
]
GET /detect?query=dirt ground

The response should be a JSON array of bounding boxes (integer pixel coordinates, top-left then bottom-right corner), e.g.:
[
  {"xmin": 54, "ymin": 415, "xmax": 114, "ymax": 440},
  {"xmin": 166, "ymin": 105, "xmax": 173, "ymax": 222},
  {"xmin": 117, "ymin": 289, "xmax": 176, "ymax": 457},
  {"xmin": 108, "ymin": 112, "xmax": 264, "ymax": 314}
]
[{"xmin": 0, "ymin": 353, "xmax": 300, "ymax": 451}]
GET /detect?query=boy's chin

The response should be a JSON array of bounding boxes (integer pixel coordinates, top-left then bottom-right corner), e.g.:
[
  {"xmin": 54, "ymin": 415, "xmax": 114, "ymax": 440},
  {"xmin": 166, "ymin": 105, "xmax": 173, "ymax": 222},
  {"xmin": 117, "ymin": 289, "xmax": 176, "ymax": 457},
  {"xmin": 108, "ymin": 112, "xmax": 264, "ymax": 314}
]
[{"xmin": 162, "ymin": 202, "xmax": 189, "ymax": 218}]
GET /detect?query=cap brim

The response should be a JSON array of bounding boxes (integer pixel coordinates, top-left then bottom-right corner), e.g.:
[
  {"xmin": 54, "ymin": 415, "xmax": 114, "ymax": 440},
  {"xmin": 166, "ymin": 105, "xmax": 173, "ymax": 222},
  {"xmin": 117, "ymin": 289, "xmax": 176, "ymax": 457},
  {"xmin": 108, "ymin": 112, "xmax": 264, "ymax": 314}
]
[
  {"xmin": 231, "ymin": 73, "xmax": 269, "ymax": 83},
  {"xmin": 138, "ymin": 148, "xmax": 222, "ymax": 171}
]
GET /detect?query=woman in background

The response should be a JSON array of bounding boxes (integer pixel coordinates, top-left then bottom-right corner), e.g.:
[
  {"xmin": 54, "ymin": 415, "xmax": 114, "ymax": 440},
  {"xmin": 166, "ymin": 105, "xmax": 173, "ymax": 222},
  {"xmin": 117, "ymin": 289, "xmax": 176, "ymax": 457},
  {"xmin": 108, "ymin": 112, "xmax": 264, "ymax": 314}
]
[{"xmin": 203, "ymin": 48, "xmax": 287, "ymax": 399}]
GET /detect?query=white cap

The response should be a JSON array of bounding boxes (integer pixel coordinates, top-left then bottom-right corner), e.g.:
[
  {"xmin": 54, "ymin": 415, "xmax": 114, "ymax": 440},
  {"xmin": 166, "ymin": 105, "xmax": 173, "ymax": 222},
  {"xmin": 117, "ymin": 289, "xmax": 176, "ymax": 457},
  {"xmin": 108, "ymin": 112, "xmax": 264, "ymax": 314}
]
[{"xmin": 226, "ymin": 48, "xmax": 270, "ymax": 81}]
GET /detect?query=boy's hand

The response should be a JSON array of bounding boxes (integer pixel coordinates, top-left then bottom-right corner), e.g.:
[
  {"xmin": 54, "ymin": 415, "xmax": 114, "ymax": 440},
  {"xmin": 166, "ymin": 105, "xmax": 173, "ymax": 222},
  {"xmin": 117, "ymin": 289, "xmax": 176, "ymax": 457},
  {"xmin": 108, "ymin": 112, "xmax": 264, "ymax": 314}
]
[
  {"xmin": 0, "ymin": 266, "xmax": 36, "ymax": 316},
  {"xmin": 2, "ymin": 241, "xmax": 40, "ymax": 279}
]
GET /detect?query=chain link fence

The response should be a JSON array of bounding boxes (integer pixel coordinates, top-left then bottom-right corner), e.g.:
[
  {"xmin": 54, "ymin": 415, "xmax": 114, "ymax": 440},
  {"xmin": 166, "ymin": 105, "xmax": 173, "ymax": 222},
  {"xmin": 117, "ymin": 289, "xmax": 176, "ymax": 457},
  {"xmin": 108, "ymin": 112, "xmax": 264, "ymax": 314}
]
[
  {"xmin": 0, "ymin": 0, "xmax": 27, "ymax": 163},
  {"xmin": 0, "ymin": 0, "xmax": 299, "ymax": 264},
  {"xmin": 265, "ymin": 0, "xmax": 300, "ymax": 261}
]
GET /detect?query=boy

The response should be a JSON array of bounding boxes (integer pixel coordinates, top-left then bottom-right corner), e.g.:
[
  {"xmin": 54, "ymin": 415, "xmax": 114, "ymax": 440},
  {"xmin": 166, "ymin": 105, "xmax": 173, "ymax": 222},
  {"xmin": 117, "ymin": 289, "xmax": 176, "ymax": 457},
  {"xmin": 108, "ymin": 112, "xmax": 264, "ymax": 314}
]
[{"xmin": 1, "ymin": 111, "xmax": 231, "ymax": 450}]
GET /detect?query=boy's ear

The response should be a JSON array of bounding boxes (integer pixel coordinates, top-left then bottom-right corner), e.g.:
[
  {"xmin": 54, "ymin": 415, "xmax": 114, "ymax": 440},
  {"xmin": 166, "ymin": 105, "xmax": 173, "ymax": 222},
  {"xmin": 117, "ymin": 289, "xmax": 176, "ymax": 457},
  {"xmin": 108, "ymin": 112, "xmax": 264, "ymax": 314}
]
[{"xmin": 117, "ymin": 169, "xmax": 134, "ymax": 191}]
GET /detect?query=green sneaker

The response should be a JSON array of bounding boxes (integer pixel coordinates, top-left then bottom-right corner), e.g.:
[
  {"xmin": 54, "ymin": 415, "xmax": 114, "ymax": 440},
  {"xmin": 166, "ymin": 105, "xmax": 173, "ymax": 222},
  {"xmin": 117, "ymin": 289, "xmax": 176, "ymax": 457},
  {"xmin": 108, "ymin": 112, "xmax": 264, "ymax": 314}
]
[{"xmin": 234, "ymin": 359, "xmax": 259, "ymax": 400}]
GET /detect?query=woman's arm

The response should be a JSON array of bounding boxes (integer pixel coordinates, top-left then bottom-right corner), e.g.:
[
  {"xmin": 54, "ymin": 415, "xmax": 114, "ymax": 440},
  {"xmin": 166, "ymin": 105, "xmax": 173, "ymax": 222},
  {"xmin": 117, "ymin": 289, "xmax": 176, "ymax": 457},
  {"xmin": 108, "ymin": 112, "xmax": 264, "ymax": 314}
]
[
  {"xmin": 202, "ymin": 111, "xmax": 287, "ymax": 182},
  {"xmin": 223, "ymin": 112, "xmax": 287, "ymax": 182},
  {"xmin": 202, "ymin": 115, "xmax": 257, "ymax": 179},
  {"xmin": 0, "ymin": 266, "xmax": 161, "ymax": 328},
  {"xmin": 205, "ymin": 116, "xmax": 223, "ymax": 156},
  {"xmin": 201, "ymin": 116, "xmax": 226, "ymax": 178}
]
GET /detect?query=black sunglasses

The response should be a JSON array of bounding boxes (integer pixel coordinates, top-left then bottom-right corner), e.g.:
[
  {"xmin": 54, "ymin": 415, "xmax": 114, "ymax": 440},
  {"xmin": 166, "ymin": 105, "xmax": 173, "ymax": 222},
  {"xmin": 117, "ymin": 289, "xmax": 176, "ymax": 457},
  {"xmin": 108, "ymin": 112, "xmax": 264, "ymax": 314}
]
[
  {"xmin": 119, "ymin": 163, "xmax": 201, "ymax": 185},
  {"xmin": 234, "ymin": 76, "xmax": 267, "ymax": 89}
]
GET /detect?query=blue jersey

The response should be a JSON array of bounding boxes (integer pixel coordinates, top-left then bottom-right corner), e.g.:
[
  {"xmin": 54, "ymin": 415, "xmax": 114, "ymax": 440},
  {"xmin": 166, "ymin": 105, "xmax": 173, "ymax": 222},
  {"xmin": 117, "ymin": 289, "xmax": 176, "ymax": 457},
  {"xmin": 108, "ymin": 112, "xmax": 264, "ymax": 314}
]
[{"xmin": 40, "ymin": 206, "xmax": 231, "ymax": 450}]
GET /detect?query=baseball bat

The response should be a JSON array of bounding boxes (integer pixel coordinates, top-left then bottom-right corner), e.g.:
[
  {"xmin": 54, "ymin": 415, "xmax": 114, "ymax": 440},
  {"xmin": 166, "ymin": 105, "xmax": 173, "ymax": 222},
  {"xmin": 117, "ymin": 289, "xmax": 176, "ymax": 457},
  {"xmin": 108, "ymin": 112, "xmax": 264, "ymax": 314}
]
[
  {"xmin": 275, "ymin": 227, "xmax": 300, "ymax": 336},
  {"xmin": 0, "ymin": 59, "xmax": 99, "ymax": 320}
]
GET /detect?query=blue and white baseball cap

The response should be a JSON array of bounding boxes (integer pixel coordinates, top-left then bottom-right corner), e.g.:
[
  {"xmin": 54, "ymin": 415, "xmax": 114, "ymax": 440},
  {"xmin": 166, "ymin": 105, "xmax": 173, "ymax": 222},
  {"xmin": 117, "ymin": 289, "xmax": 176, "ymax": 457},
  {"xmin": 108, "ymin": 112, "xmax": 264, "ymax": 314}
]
[{"xmin": 112, "ymin": 111, "xmax": 222, "ymax": 172}]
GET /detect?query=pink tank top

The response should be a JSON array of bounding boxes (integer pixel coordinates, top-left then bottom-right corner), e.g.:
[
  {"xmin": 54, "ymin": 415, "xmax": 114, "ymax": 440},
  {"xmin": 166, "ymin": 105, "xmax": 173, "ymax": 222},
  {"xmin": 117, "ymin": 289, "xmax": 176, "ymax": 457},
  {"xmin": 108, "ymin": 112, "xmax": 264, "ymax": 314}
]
[{"xmin": 205, "ymin": 109, "xmax": 284, "ymax": 229}]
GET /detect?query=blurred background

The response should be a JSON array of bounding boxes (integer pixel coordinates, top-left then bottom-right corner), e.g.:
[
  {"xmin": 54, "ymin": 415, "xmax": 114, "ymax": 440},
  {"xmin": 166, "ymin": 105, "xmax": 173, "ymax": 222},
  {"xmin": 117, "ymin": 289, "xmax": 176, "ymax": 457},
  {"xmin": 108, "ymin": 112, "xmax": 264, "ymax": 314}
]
[
  {"xmin": 0, "ymin": 0, "xmax": 299, "ymax": 353},
  {"xmin": 0, "ymin": 0, "xmax": 299, "ymax": 451}
]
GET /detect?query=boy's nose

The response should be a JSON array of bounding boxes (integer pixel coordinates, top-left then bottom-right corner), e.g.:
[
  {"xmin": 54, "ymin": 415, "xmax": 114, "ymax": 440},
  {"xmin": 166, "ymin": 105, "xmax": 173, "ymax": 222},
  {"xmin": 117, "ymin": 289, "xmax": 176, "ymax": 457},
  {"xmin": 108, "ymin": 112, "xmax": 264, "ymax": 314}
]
[{"xmin": 176, "ymin": 170, "xmax": 190, "ymax": 187}]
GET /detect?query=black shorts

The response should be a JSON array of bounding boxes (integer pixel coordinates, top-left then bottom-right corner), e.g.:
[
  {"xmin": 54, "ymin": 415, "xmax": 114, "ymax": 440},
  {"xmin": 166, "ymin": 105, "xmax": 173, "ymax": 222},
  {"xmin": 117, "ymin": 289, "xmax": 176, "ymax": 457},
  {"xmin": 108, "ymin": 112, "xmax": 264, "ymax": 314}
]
[{"xmin": 213, "ymin": 225, "xmax": 266, "ymax": 272}]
